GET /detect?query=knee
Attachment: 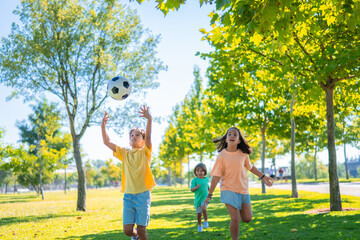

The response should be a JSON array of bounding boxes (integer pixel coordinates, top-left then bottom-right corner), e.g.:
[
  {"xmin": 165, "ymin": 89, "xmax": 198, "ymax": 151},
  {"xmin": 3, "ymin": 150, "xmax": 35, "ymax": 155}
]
[
  {"xmin": 230, "ymin": 216, "xmax": 241, "ymax": 224},
  {"xmin": 123, "ymin": 229, "xmax": 133, "ymax": 236},
  {"xmin": 123, "ymin": 227, "xmax": 134, "ymax": 236},
  {"xmin": 242, "ymin": 216, "xmax": 252, "ymax": 223},
  {"xmin": 137, "ymin": 225, "xmax": 147, "ymax": 235}
]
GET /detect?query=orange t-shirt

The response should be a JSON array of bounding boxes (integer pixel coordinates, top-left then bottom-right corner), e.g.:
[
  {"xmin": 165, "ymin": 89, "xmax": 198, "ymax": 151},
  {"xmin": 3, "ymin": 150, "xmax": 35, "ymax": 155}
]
[{"xmin": 211, "ymin": 149, "xmax": 253, "ymax": 194}]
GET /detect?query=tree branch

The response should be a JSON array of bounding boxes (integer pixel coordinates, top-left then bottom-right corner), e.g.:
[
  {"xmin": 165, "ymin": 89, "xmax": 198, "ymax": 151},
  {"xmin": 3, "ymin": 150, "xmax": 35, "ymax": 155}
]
[{"xmin": 248, "ymin": 48, "xmax": 284, "ymax": 66}]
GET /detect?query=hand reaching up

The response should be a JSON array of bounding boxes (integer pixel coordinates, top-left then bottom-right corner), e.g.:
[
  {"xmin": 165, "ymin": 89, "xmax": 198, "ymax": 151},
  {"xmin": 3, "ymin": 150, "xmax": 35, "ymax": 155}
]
[
  {"xmin": 102, "ymin": 112, "xmax": 109, "ymax": 127},
  {"xmin": 139, "ymin": 105, "xmax": 152, "ymax": 120}
]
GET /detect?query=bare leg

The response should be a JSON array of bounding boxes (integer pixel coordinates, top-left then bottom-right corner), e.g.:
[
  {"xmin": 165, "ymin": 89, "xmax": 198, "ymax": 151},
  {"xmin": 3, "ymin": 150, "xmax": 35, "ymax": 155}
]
[
  {"xmin": 202, "ymin": 209, "xmax": 208, "ymax": 222},
  {"xmin": 225, "ymin": 204, "xmax": 241, "ymax": 240},
  {"xmin": 240, "ymin": 203, "xmax": 252, "ymax": 223},
  {"xmin": 137, "ymin": 225, "xmax": 147, "ymax": 240},
  {"xmin": 197, "ymin": 212, "xmax": 202, "ymax": 225},
  {"xmin": 123, "ymin": 224, "xmax": 137, "ymax": 237}
]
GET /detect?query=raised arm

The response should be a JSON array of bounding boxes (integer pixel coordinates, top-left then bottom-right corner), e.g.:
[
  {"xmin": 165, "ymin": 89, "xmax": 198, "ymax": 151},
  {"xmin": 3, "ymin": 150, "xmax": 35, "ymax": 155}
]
[
  {"xmin": 101, "ymin": 111, "xmax": 116, "ymax": 152},
  {"xmin": 139, "ymin": 105, "xmax": 152, "ymax": 149}
]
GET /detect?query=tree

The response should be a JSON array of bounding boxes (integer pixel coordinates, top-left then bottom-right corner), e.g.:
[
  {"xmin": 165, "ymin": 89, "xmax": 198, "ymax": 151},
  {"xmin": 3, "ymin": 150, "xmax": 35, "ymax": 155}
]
[
  {"xmin": 200, "ymin": 0, "xmax": 360, "ymax": 211},
  {"xmin": 202, "ymin": 48, "xmax": 291, "ymax": 193},
  {"xmin": 139, "ymin": 0, "xmax": 360, "ymax": 211},
  {"xmin": 334, "ymin": 83, "xmax": 360, "ymax": 179},
  {"xmin": 100, "ymin": 159, "xmax": 121, "ymax": 186},
  {"xmin": 0, "ymin": 0, "xmax": 165, "ymax": 211},
  {"xmin": 0, "ymin": 129, "xmax": 14, "ymax": 193},
  {"xmin": 15, "ymin": 99, "xmax": 72, "ymax": 198}
]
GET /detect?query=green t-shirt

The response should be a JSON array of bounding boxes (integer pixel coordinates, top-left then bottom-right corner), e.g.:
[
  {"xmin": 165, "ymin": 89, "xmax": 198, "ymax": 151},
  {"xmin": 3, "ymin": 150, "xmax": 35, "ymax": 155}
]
[{"xmin": 190, "ymin": 177, "xmax": 209, "ymax": 208}]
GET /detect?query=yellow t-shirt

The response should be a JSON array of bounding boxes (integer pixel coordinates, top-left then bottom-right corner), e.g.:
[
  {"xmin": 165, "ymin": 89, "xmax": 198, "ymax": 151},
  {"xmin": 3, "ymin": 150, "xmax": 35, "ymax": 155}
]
[
  {"xmin": 113, "ymin": 144, "xmax": 156, "ymax": 194},
  {"xmin": 210, "ymin": 149, "xmax": 253, "ymax": 194}
]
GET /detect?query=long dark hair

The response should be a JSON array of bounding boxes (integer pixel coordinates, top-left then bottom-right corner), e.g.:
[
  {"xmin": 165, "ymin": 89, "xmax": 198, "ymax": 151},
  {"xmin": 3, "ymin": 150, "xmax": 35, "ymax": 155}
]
[{"xmin": 212, "ymin": 127, "xmax": 252, "ymax": 154}]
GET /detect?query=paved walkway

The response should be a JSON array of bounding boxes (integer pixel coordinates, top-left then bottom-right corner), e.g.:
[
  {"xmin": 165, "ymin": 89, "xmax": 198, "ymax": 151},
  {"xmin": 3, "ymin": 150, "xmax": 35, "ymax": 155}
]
[{"xmin": 250, "ymin": 182, "xmax": 360, "ymax": 197}]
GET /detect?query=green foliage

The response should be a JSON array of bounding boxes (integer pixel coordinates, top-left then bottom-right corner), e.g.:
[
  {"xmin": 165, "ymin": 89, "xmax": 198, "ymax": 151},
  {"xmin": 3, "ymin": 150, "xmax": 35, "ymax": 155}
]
[
  {"xmin": 295, "ymin": 154, "xmax": 328, "ymax": 180},
  {"xmin": 0, "ymin": 0, "xmax": 165, "ymax": 210},
  {"xmin": 0, "ymin": 169, "xmax": 13, "ymax": 188},
  {"xmin": 159, "ymin": 67, "xmax": 216, "ymax": 181},
  {"xmin": 100, "ymin": 159, "xmax": 121, "ymax": 184},
  {"xmin": 2, "ymin": 100, "xmax": 72, "ymax": 193},
  {"xmin": 85, "ymin": 159, "xmax": 121, "ymax": 188}
]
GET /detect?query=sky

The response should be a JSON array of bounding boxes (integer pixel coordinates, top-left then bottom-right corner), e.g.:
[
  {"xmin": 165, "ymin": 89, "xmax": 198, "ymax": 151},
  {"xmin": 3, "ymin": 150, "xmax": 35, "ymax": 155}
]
[
  {"xmin": 1, "ymin": 0, "xmax": 359, "ymax": 173},
  {"xmin": 0, "ymin": 0, "xmax": 214, "ymax": 170}
]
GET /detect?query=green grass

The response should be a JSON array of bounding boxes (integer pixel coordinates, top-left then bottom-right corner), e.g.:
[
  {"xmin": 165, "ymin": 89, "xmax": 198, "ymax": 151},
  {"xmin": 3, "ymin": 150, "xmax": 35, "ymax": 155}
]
[{"xmin": 1, "ymin": 187, "xmax": 359, "ymax": 240}]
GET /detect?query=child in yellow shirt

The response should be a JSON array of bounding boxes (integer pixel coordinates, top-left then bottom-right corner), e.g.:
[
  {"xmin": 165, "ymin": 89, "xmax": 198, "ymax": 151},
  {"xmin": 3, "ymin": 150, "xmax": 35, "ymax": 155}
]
[{"xmin": 102, "ymin": 105, "xmax": 155, "ymax": 240}]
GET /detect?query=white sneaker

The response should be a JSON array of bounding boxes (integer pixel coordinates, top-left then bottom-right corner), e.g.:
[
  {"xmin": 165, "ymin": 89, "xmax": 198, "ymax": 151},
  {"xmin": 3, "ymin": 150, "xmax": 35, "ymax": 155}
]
[
  {"xmin": 203, "ymin": 221, "xmax": 209, "ymax": 228},
  {"xmin": 198, "ymin": 225, "xmax": 203, "ymax": 232}
]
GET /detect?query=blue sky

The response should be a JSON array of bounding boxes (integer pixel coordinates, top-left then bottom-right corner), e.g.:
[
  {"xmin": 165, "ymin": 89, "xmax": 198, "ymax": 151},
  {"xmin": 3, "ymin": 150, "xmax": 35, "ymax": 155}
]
[
  {"xmin": 0, "ymin": 0, "xmax": 214, "ymax": 166},
  {"xmin": 1, "ymin": 0, "xmax": 359, "ymax": 171}
]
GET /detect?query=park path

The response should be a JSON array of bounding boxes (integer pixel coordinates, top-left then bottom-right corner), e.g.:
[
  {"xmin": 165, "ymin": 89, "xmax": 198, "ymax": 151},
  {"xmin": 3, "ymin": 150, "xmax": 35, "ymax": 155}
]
[{"xmin": 250, "ymin": 181, "xmax": 360, "ymax": 197}]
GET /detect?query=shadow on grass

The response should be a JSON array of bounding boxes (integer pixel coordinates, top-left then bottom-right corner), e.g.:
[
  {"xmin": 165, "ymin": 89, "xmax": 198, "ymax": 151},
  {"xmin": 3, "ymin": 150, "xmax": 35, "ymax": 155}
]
[
  {"xmin": 152, "ymin": 210, "xmax": 360, "ymax": 240},
  {"xmin": 0, "ymin": 213, "xmax": 77, "ymax": 227},
  {"xmin": 0, "ymin": 194, "xmax": 38, "ymax": 204},
  {"xmin": 251, "ymin": 195, "xmax": 331, "ymax": 215},
  {"xmin": 57, "ymin": 211, "xmax": 360, "ymax": 240}
]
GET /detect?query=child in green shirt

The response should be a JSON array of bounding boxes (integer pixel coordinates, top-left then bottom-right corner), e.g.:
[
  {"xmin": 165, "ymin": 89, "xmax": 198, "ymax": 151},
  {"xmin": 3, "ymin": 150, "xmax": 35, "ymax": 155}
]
[{"xmin": 190, "ymin": 163, "xmax": 210, "ymax": 232}]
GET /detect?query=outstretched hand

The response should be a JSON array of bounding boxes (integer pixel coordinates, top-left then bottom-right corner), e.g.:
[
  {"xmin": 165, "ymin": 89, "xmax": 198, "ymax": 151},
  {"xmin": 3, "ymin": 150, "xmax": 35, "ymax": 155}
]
[
  {"xmin": 102, "ymin": 112, "xmax": 109, "ymax": 126},
  {"xmin": 263, "ymin": 176, "xmax": 273, "ymax": 187},
  {"xmin": 139, "ymin": 105, "xmax": 152, "ymax": 120}
]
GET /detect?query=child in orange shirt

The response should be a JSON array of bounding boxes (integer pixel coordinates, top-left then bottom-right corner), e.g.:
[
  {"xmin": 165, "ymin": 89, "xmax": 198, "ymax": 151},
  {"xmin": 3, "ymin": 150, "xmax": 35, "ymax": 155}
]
[
  {"xmin": 102, "ymin": 105, "xmax": 155, "ymax": 240},
  {"xmin": 204, "ymin": 127, "xmax": 272, "ymax": 240}
]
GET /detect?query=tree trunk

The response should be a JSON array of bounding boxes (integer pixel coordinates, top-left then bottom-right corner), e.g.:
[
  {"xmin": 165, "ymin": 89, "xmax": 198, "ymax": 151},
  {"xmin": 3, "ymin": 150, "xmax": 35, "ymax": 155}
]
[
  {"xmin": 37, "ymin": 133, "xmax": 45, "ymax": 200},
  {"xmin": 324, "ymin": 85, "xmax": 342, "ymax": 211},
  {"xmin": 261, "ymin": 129, "xmax": 266, "ymax": 194},
  {"xmin": 13, "ymin": 179, "xmax": 16, "ymax": 194},
  {"xmin": 344, "ymin": 143, "xmax": 349, "ymax": 180},
  {"xmin": 74, "ymin": 137, "xmax": 86, "ymax": 211},
  {"xmin": 314, "ymin": 146, "xmax": 318, "ymax": 181},
  {"xmin": 168, "ymin": 166, "xmax": 172, "ymax": 186},
  {"xmin": 290, "ymin": 94, "xmax": 298, "ymax": 198},
  {"xmin": 272, "ymin": 157, "xmax": 276, "ymax": 177},
  {"xmin": 64, "ymin": 167, "xmax": 67, "ymax": 194},
  {"xmin": 39, "ymin": 166, "xmax": 44, "ymax": 200},
  {"xmin": 173, "ymin": 162, "xmax": 176, "ymax": 186},
  {"xmin": 180, "ymin": 158, "xmax": 183, "ymax": 187}
]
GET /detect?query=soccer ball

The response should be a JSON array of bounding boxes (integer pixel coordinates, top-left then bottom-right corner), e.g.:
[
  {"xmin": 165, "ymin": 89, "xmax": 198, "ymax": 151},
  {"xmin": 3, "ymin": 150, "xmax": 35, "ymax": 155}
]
[{"xmin": 107, "ymin": 76, "xmax": 132, "ymax": 100}]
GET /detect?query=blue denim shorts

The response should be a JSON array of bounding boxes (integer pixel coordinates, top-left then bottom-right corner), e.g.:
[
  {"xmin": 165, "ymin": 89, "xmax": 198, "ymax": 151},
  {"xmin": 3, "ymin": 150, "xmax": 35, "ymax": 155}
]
[
  {"xmin": 195, "ymin": 201, "xmax": 208, "ymax": 213},
  {"xmin": 221, "ymin": 191, "xmax": 251, "ymax": 210},
  {"xmin": 123, "ymin": 191, "xmax": 151, "ymax": 226}
]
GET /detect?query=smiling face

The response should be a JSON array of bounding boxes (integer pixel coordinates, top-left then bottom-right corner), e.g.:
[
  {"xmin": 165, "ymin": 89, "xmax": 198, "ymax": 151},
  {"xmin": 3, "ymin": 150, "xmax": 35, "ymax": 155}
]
[
  {"xmin": 226, "ymin": 128, "xmax": 241, "ymax": 148},
  {"xmin": 195, "ymin": 167, "xmax": 206, "ymax": 179},
  {"xmin": 129, "ymin": 129, "xmax": 145, "ymax": 148}
]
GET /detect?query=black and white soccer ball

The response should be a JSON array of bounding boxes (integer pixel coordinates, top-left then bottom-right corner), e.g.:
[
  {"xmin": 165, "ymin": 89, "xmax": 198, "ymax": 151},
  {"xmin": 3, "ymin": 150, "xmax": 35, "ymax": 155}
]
[{"xmin": 107, "ymin": 76, "xmax": 132, "ymax": 100}]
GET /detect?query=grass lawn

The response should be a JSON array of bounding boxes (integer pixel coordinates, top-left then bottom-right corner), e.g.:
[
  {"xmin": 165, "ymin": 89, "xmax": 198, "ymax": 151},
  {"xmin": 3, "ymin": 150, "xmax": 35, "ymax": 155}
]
[{"xmin": 0, "ymin": 187, "xmax": 359, "ymax": 240}]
